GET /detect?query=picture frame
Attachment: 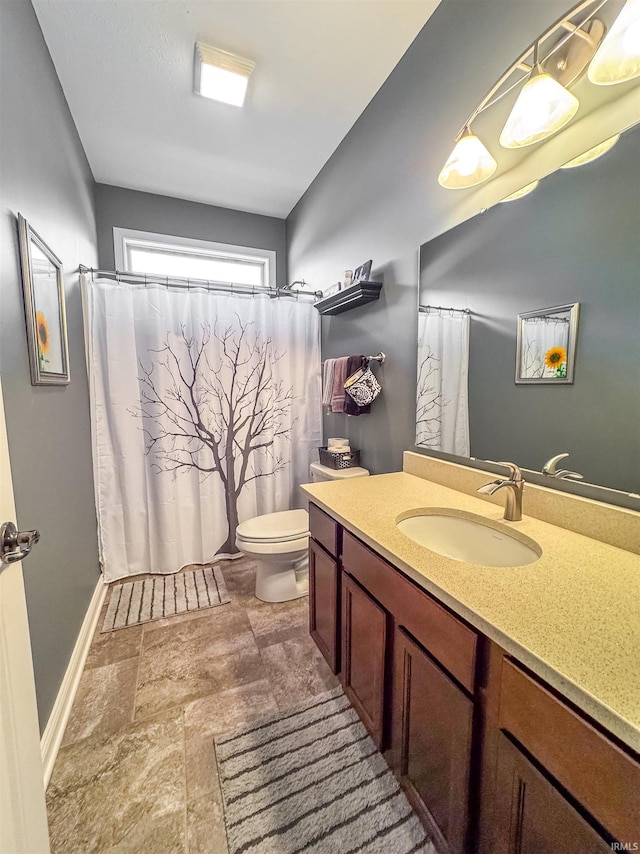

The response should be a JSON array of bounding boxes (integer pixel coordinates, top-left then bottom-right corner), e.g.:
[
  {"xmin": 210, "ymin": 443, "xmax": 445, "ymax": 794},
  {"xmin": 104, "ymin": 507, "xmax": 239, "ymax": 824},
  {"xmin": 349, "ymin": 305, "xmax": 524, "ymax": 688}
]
[
  {"xmin": 17, "ymin": 214, "xmax": 70, "ymax": 385},
  {"xmin": 353, "ymin": 259, "xmax": 372, "ymax": 284},
  {"xmin": 515, "ymin": 302, "xmax": 579, "ymax": 384}
]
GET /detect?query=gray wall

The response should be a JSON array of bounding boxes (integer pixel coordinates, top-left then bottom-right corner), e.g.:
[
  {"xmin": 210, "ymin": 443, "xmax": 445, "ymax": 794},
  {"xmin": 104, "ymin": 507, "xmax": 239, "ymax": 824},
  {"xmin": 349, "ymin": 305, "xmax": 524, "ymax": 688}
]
[
  {"xmin": 285, "ymin": 0, "xmax": 615, "ymax": 475},
  {"xmin": 419, "ymin": 126, "xmax": 640, "ymax": 494},
  {"xmin": 96, "ymin": 184, "xmax": 287, "ymax": 286},
  {"xmin": 0, "ymin": 0, "xmax": 100, "ymax": 730}
]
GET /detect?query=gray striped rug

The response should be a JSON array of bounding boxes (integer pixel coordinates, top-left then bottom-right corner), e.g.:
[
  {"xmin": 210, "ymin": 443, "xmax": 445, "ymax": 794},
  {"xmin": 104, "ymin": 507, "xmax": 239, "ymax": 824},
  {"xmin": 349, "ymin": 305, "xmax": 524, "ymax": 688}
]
[
  {"xmin": 101, "ymin": 566, "xmax": 230, "ymax": 632},
  {"xmin": 215, "ymin": 687, "xmax": 435, "ymax": 854}
]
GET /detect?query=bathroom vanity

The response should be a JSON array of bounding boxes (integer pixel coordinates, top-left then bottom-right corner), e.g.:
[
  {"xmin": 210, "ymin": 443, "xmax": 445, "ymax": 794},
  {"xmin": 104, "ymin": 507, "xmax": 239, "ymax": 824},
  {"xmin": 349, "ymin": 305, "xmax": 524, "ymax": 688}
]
[{"xmin": 303, "ymin": 455, "xmax": 640, "ymax": 854}]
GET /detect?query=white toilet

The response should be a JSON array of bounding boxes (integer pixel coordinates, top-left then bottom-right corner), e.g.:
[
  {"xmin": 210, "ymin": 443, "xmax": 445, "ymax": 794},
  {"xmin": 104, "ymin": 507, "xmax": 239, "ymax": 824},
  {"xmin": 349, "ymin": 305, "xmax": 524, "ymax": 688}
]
[{"xmin": 236, "ymin": 461, "xmax": 369, "ymax": 602}]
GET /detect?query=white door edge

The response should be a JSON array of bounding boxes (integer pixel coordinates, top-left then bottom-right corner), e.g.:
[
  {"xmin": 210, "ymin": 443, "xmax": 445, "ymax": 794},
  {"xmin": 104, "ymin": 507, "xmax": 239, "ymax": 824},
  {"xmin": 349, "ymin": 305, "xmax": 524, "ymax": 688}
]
[{"xmin": 0, "ymin": 376, "xmax": 51, "ymax": 853}]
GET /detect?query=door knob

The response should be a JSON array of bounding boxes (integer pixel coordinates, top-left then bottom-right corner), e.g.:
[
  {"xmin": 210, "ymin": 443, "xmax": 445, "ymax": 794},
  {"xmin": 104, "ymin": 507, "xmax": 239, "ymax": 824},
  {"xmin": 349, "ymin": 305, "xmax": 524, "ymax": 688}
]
[{"xmin": 0, "ymin": 521, "xmax": 40, "ymax": 565}]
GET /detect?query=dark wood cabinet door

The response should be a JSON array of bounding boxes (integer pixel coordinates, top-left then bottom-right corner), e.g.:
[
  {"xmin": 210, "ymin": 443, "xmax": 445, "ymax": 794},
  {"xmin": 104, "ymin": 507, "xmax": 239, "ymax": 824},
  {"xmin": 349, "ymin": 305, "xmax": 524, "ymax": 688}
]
[
  {"xmin": 309, "ymin": 538, "xmax": 339, "ymax": 673},
  {"xmin": 493, "ymin": 732, "xmax": 612, "ymax": 854},
  {"xmin": 341, "ymin": 571, "xmax": 387, "ymax": 749},
  {"xmin": 392, "ymin": 628, "xmax": 474, "ymax": 854}
]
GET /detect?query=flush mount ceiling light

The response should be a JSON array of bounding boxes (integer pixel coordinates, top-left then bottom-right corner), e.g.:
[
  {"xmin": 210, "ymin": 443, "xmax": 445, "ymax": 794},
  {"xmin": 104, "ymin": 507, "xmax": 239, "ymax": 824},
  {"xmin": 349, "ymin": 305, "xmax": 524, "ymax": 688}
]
[
  {"xmin": 437, "ymin": 129, "xmax": 497, "ymax": 189},
  {"xmin": 194, "ymin": 43, "xmax": 255, "ymax": 107},
  {"xmin": 561, "ymin": 132, "xmax": 621, "ymax": 166},
  {"xmin": 437, "ymin": 0, "xmax": 612, "ymax": 189},
  {"xmin": 588, "ymin": 0, "xmax": 640, "ymax": 84},
  {"xmin": 499, "ymin": 180, "xmax": 540, "ymax": 203}
]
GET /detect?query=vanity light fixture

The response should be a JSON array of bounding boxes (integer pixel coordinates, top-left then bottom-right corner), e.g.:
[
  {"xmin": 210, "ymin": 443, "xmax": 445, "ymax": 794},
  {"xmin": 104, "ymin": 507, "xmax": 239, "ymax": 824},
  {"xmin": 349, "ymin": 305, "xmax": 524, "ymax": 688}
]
[
  {"xmin": 560, "ymin": 132, "xmax": 620, "ymax": 166},
  {"xmin": 499, "ymin": 180, "xmax": 540, "ymax": 202},
  {"xmin": 588, "ymin": 0, "xmax": 640, "ymax": 84},
  {"xmin": 437, "ymin": 128, "xmax": 497, "ymax": 189},
  {"xmin": 437, "ymin": 0, "xmax": 613, "ymax": 189},
  {"xmin": 194, "ymin": 43, "xmax": 255, "ymax": 107}
]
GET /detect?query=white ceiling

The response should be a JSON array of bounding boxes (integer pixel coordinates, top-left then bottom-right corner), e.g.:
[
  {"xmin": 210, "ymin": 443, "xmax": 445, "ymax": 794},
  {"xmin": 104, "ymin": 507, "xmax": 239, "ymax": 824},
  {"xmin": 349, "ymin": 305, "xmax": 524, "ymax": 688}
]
[{"xmin": 33, "ymin": 0, "xmax": 440, "ymax": 218}]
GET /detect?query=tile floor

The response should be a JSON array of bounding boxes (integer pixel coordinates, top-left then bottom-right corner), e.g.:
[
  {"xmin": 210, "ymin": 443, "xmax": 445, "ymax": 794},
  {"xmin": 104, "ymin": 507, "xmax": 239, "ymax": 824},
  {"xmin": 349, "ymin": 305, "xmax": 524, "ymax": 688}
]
[{"xmin": 46, "ymin": 558, "xmax": 339, "ymax": 853}]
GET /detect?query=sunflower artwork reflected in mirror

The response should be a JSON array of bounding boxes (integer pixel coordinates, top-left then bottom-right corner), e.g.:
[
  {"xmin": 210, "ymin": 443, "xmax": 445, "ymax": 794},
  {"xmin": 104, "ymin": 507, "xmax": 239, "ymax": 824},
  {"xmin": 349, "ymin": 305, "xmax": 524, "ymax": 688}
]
[{"xmin": 515, "ymin": 303, "xmax": 580, "ymax": 384}]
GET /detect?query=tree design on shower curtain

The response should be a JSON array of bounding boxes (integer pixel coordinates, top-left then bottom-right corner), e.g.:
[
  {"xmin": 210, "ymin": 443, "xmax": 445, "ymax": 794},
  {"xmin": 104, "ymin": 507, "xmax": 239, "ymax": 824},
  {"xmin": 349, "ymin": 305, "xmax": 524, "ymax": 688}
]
[
  {"xmin": 135, "ymin": 319, "xmax": 294, "ymax": 555},
  {"xmin": 416, "ymin": 346, "xmax": 446, "ymax": 448}
]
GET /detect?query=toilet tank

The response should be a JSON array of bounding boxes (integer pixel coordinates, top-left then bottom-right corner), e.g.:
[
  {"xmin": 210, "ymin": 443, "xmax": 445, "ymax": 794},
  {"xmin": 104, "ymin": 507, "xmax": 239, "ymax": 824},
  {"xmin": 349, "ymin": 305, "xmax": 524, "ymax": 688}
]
[{"xmin": 309, "ymin": 461, "xmax": 370, "ymax": 482}]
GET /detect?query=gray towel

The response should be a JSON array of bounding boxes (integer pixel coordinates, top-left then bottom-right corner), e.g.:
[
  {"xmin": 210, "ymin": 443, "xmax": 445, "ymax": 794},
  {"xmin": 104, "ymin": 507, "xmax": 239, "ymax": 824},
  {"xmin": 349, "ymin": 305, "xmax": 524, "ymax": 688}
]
[
  {"xmin": 330, "ymin": 357, "xmax": 349, "ymax": 413},
  {"xmin": 322, "ymin": 358, "xmax": 336, "ymax": 408}
]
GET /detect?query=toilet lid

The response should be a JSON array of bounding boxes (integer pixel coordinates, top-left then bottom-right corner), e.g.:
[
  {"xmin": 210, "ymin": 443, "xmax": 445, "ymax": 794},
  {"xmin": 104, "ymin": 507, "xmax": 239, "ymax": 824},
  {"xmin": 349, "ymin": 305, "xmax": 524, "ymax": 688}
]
[{"xmin": 236, "ymin": 509, "xmax": 309, "ymax": 543}]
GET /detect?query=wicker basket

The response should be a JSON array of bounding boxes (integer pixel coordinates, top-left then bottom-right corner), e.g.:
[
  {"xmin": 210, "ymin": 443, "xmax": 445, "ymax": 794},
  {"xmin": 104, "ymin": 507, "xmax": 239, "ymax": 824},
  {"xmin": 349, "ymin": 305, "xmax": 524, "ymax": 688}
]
[{"xmin": 318, "ymin": 447, "xmax": 361, "ymax": 469}]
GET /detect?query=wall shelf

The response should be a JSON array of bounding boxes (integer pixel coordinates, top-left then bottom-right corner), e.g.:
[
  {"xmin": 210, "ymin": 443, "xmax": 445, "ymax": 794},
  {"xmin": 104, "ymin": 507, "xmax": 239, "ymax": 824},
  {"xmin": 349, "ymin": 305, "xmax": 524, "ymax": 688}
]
[{"xmin": 315, "ymin": 281, "xmax": 383, "ymax": 316}]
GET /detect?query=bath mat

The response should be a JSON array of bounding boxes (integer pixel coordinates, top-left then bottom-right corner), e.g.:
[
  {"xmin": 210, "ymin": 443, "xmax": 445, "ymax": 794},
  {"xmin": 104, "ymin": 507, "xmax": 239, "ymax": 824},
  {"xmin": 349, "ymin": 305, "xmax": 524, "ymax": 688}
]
[
  {"xmin": 214, "ymin": 686, "xmax": 435, "ymax": 854},
  {"xmin": 101, "ymin": 566, "xmax": 230, "ymax": 632}
]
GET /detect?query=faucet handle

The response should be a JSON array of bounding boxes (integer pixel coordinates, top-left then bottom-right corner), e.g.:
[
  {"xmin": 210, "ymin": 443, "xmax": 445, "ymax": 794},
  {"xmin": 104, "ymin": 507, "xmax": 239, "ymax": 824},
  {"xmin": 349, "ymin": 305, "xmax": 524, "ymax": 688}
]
[
  {"xmin": 542, "ymin": 452, "xmax": 569, "ymax": 476},
  {"xmin": 497, "ymin": 461, "xmax": 523, "ymax": 482}
]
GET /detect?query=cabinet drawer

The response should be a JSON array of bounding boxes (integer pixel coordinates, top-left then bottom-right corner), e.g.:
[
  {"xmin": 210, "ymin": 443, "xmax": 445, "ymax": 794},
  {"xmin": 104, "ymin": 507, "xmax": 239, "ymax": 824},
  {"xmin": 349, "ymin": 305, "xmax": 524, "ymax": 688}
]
[
  {"xmin": 498, "ymin": 658, "xmax": 640, "ymax": 844},
  {"xmin": 342, "ymin": 530, "xmax": 477, "ymax": 693},
  {"xmin": 309, "ymin": 503, "xmax": 339, "ymax": 558}
]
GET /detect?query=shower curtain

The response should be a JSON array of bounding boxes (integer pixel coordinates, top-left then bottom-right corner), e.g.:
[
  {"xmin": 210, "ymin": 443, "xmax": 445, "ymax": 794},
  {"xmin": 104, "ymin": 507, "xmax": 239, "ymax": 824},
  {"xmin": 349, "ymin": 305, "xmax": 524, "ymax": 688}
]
[
  {"xmin": 416, "ymin": 310, "xmax": 470, "ymax": 456},
  {"xmin": 82, "ymin": 276, "xmax": 322, "ymax": 582}
]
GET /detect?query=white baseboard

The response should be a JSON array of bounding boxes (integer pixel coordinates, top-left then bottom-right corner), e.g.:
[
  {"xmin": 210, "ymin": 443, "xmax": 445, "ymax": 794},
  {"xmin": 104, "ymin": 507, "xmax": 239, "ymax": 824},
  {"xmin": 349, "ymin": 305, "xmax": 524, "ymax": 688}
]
[{"xmin": 40, "ymin": 576, "xmax": 108, "ymax": 787}]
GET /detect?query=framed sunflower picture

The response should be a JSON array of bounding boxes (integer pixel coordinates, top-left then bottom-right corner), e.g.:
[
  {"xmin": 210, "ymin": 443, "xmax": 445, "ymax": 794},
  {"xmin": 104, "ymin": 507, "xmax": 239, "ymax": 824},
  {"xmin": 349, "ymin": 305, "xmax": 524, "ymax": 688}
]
[
  {"xmin": 17, "ymin": 214, "xmax": 70, "ymax": 385},
  {"xmin": 515, "ymin": 302, "xmax": 579, "ymax": 384}
]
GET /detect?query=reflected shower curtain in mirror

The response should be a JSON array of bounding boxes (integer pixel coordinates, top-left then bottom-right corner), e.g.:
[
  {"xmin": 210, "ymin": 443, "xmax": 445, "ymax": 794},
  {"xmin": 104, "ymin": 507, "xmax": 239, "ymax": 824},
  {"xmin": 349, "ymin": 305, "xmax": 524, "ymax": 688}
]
[
  {"xmin": 416, "ymin": 310, "xmax": 470, "ymax": 456},
  {"xmin": 82, "ymin": 276, "xmax": 321, "ymax": 582},
  {"xmin": 520, "ymin": 316, "xmax": 570, "ymax": 378}
]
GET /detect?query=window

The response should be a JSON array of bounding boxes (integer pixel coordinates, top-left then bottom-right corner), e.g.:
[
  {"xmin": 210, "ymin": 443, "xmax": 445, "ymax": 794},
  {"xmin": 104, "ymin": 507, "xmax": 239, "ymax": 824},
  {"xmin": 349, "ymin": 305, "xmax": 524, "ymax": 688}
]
[{"xmin": 113, "ymin": 228, "xmax": 276, "ymax": 288}]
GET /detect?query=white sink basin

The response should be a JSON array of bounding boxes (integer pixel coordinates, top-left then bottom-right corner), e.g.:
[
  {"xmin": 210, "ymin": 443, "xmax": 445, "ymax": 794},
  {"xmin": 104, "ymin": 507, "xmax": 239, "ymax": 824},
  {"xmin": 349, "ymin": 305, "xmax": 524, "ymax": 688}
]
[{"xmin": 396, "ymin": 509, "xmax": 541, "ymax": 567}]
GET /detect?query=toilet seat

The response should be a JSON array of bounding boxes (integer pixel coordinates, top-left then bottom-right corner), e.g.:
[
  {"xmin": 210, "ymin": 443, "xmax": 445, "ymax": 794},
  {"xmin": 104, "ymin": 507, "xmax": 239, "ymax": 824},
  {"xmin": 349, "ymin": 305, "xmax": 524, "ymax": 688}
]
[
  {"xmin": 236, "ymin": 509, "xmax": 309, "ymax": 545},
  {"xmin": 235, "ymin": 534, "xmax": 309, "ymax": 557}
]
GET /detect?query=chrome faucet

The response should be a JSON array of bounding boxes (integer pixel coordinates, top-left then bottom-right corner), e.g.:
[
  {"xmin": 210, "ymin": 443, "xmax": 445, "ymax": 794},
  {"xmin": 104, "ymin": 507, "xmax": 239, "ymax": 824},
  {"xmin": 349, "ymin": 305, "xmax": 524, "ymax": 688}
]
[
  {"xmin": 542, "ymin": 452, "xmax": 583, "ymax": 481},
  {"xmin": 477, "ymin": 462, "xmax": 524, "ymax": 522}
]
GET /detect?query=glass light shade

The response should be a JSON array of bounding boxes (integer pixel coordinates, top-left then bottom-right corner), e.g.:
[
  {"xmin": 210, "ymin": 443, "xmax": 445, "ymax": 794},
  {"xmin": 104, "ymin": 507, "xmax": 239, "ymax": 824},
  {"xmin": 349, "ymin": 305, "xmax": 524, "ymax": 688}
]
[
  {"xmin": 437, "ymin": 132, "xmax": 497, "ymax": 189},
  {"xmin": 499, "ymin": 180, "xmax": 539, "ymax": 203},
  {"xmin": 499, "ymin": 73, "xmax": 580, "ymax": 148},
  {"xmin": 561, "ymin": 134, "xmax": 620, "ymax": 168},
  {"xmin": 588, "ymin": 0, "xmax": 640, "ymax": 85}
]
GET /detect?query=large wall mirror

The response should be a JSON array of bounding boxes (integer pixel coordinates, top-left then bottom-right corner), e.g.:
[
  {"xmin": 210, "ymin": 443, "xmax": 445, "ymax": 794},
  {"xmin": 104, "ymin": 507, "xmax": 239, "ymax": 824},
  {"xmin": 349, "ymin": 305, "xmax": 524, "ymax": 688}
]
[{"xmin": 416, "ymin": 121, "xmax": 640, "ymax": 505}]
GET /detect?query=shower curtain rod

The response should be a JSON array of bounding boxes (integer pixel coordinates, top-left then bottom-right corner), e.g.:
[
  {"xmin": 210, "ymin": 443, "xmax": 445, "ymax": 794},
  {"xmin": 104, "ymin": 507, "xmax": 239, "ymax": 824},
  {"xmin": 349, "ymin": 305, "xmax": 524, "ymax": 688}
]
[
  {"xmin": 527, "ymin": 315, "xmax": 570, "ymax": 324},
  {"xmin": 419, "ymin": 304, "xmax": 472, "ymax": 315},
  {"xmin": 78, "ymin": 265, "xmax": 323, "ymax": 300}
]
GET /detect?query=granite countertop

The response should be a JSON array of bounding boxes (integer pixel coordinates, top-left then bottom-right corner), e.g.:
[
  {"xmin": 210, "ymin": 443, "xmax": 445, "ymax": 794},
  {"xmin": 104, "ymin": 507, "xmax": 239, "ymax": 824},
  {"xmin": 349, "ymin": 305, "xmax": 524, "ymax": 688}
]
[{"xmin": 301, "ymin": 471, "xmax": 640, "ymax": 754}]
